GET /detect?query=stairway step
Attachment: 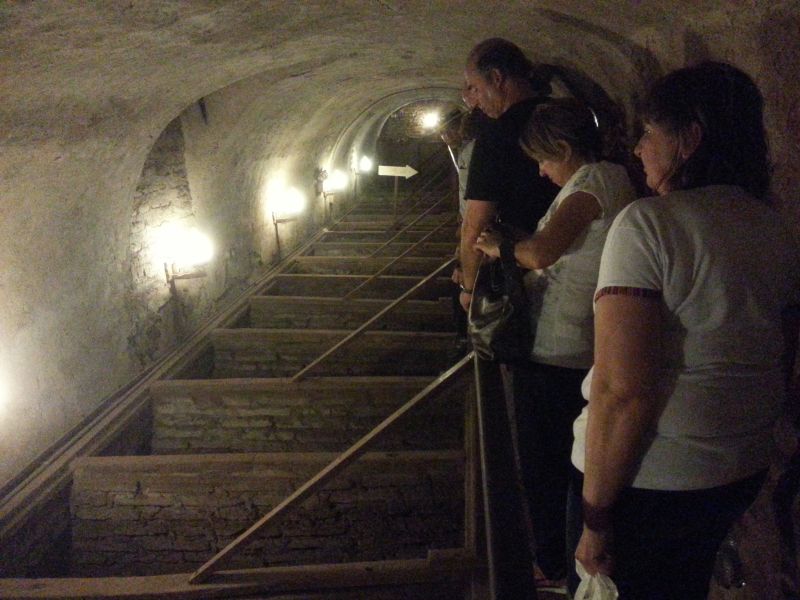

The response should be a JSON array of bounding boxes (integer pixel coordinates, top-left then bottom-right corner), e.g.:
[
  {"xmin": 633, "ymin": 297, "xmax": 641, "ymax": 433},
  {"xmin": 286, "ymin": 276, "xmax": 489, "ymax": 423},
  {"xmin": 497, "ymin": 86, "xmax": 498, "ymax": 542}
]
[
  {"xmin": 211, "ymin": 329, "xmax": 455, "ymax": 377},
  {"xmin": 248, "ymin": 296, "xmax": 454, "ymax": 331},
  {"xmin": 260, "ymin": 274, "xmax": 454, "ymax": 299},
  {"xmin": 287, "ymin": 256, "xmax": 447, "ymax": 276},
  {"xmin": 305, "ymin": 241, "xmax": 454, "ymax": 258},
  {"xmin": 70, "ymin": 452, "xmax": 464, "ymax": 576},
  {"xmin": 149, "ymin": 376, "xmax": 466, "ymax": 455},
  {"xmin": 319, "ymin": 230, "xmax": 455, "ymax": 243},
  {"xmin": 328, "ymin": 218, "xmax": 448, "ymax": 232}
]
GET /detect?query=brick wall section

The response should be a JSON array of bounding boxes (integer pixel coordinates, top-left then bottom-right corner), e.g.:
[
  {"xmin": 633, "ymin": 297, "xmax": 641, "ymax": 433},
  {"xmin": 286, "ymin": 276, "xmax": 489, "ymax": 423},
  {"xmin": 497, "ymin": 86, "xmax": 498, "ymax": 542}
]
[
  {"xmin": 70, "ymin": 452, "xmax": 464, "ymax": 576},
  {"xmin": 262, "ymin": 274, "xmax": 453, "ymax": 300},
  {"xmin": 306, "ymin": 241, "xmax": 454, "ymax": 257},
  {"xmin": 288, "ymin": 256, "xmax": 447, "ymax": 276},
  {"xmin": 248, "ymin": 297, "xmax": 455, "ymax": 332},
  {"xmin": 211, "ymin": 330, "xmax": 455, "ymax": 378},
  {"xmin": 150, "ymin": 377, "xmax": 467, "ymax": 454}
]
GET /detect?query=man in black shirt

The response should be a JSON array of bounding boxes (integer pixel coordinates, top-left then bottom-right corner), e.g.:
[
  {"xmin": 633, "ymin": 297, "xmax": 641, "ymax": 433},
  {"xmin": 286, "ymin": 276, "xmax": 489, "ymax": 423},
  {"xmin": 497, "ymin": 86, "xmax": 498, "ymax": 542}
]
[{"xmin": 458, "ymin": 38, "xmax": 558, "ymax": 311}]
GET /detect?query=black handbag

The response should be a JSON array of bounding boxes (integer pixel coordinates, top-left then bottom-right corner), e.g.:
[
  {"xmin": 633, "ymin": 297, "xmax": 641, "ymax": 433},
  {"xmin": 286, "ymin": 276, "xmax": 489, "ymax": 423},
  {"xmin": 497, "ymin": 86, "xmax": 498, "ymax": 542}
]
[{"xmin": 467, "ymin": 241, "xmax": 532, "ymax": 363}]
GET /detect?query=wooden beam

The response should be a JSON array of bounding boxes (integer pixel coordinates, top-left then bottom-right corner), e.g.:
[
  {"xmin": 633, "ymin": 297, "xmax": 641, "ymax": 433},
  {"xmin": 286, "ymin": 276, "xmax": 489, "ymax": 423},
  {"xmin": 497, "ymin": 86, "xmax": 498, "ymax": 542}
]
[{"xmin": 0, "ymin": 551, "xmax": 471, "ymax": 599}]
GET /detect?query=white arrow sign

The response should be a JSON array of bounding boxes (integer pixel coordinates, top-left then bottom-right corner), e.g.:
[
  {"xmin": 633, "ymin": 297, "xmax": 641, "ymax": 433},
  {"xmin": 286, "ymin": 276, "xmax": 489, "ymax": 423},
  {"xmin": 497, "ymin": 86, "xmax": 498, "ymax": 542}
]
[{"xmin": 378, "ymin": 164, "xmax": 418, "ymax": 179}]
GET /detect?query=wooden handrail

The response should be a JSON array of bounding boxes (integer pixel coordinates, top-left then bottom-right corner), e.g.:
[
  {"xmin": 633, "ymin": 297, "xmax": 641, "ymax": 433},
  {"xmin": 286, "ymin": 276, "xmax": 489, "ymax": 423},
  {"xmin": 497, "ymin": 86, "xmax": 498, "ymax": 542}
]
[
  {"xmin": 343, "ymin": 216, "xmax": 455, "ymax": 299},
  {"xmin": 474, "ymin": 355, "xmax": 538, "ymax": 599},
  {"xmin": 189, "ymin": 352, "xmax": 474, "ymax": 584},
  {"xmin": 291, "ymin": 256, "xmax": 455, "ymax": 382}
]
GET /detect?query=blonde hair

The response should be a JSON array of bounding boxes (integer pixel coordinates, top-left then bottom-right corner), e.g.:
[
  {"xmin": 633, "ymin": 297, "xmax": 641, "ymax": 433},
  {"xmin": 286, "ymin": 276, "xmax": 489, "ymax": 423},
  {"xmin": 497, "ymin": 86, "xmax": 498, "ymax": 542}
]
[{"xmin": 521, "ymin": 98, "xmax": 602, "ymax": 163}]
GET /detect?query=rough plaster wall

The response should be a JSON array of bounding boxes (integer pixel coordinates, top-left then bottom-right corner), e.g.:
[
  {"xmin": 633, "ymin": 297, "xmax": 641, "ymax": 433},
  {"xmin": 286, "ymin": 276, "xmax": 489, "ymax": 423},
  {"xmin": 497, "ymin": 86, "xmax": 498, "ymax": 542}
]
[{"xmin": 0, "ymin": 1, "xmax": 797, "ymax": 492}]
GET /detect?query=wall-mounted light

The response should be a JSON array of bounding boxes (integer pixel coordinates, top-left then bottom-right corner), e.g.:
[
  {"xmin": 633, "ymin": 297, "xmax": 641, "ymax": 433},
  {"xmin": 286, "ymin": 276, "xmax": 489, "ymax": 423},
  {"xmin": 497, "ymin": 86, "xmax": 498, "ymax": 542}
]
[
  {"xmin": 150, "ymin": 222, "xmax": 214, "ymax": 283},
  {"xmin": 321, "ymin": 169, "xmax": 349, "ymax": 223},
  {"xmin": 323, "ymin": 169, "xmax": 349, "ymax": 194},
  {"xmin": 358, "ymin": 155, "xmax": 373, "ymax": 173},
  {"xmin": 421, "ymin": 110, "xmax": 441, "ymax": 129},
  {"xmin": 271, "ymin": 185, "xmax": 306, "ymax": 260}
]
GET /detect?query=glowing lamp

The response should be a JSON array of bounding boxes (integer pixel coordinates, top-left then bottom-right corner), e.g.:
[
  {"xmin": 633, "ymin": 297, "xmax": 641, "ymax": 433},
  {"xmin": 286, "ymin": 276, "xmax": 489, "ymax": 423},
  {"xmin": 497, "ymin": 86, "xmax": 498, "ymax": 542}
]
[
  {"xmin": 152, "ymin": 223, "xmax": 214, "ymax": 269},
  {"xmin": 358, "ymin": 156, "xmax": 373, "ymax": 173},
  {"xmin": 421, "ymin": 110, "xmax": 441, "ymax": 129},
  {"xmin": 274, "ymin": 186, "xmax": 306, "ymax": 216},
  {"xmin": 323, "ymin": 169, "xmax": 349, "ymax": 194}
]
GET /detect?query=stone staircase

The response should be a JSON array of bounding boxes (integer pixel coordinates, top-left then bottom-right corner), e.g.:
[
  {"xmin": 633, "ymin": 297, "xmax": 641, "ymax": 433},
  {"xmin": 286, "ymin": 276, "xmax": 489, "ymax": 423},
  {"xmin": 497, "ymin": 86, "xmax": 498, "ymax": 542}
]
[{"xmin": 25, "ymin": 187, "xmax": 476, "ymax": 598}]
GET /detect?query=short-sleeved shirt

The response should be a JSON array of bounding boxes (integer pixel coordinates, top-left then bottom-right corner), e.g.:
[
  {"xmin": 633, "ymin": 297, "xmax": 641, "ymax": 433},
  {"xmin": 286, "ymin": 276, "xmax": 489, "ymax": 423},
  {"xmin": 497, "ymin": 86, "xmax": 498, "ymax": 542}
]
[
  {"xmin": 465, "ymin": 98, "xmax": 559, "ymax": 233},
  {"xmin": 525, "ymin": 161, "xmax": 636, "ymax": 368},
  {"xmin": 457, "ymin": 139, "xmax": 475, "ymax": 218},
  {"xmin": 572, "ymin": 185, "xmax": 800, "ymax": 490}
]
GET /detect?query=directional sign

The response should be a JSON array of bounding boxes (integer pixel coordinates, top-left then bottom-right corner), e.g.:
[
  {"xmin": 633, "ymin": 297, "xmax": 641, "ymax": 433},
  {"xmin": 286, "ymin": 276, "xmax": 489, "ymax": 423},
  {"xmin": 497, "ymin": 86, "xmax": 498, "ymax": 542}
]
[{"xmin": 378, "ymin": 164, "xmax": 418, "ymax": 179}]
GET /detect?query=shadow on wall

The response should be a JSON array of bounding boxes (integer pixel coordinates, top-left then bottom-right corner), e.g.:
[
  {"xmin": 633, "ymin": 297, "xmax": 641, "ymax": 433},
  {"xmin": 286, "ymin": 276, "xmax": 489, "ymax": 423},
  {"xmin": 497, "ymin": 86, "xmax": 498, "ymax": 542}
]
[{"xmin": 758, "ymin": 10, "xmax": 800, "ymax": 234}]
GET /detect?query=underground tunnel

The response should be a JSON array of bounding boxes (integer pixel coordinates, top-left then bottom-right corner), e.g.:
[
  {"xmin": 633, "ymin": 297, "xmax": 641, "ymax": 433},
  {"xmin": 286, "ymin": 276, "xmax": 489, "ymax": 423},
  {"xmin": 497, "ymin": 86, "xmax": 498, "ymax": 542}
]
[{"xmin": 0, "ymin": 2, "xmax": 799, "ymax": 598}]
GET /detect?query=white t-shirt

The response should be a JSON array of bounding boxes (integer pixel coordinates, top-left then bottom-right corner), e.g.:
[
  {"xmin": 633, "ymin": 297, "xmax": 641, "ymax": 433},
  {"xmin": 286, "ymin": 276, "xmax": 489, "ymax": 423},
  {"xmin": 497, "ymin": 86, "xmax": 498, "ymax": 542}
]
[
  {"xmin": 572, "ymin": 185, "xmax": 800, "ymax": 490},
  {"xmin": 457, "ymin": 139, "xmax": 475, "ymax": 218},
  {"xmin": 525, "ymin": 161, "xmax": 636, "ymax": 368}
]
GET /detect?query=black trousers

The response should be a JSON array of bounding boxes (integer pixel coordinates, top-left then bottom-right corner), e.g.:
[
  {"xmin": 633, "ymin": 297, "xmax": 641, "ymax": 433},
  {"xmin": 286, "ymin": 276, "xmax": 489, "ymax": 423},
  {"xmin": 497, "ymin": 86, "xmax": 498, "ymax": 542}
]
[
  {"xmin": 566, "ymin": 467, "xmax": 766, "ymax": 599},
  {"xmin": 511, "ymin": 361, "xmax": 588, "ymax": 579}
]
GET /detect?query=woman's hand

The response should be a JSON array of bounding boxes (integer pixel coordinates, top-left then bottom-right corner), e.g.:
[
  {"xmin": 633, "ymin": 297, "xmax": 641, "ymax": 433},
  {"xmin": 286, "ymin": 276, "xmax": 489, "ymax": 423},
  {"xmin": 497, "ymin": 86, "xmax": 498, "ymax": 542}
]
[
  {"xmin": 576, "ymin": 524, "xmax": 614, "ymax": 577},
  {"xmin": 474, "ymin": 229, "xmax": 503, "ymax": 258}
]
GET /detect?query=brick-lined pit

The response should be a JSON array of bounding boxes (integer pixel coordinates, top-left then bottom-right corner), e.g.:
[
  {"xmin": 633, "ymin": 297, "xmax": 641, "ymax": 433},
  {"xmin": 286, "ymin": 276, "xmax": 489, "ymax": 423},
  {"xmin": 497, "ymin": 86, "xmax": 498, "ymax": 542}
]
[
  {"xmin": 70, "ymin": 452, "xmax": 464, "ymax": 576},
  {"xmin": 150, "ymin": 377, "xmax": 467, "ymax": 454}
]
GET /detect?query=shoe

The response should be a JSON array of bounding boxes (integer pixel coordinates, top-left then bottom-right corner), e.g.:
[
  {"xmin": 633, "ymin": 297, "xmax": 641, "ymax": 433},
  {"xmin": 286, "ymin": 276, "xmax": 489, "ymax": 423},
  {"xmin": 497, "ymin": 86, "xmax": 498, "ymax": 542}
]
[{"xmin": 534, "ymin": 564, "xmax": 568, "ymax": 595}]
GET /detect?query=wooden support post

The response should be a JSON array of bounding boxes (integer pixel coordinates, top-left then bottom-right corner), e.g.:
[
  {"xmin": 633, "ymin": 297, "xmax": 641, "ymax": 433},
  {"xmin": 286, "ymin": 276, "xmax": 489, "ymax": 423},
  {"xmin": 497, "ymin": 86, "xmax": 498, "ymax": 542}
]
[{"xmin": 474, "ymin": 354, "xmax": 538, "ymax": 600}]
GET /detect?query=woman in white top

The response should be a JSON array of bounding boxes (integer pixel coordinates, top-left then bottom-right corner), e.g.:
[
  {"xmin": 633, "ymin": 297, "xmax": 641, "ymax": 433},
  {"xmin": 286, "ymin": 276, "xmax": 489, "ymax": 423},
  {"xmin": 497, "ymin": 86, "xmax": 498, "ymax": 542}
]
[
  {"xmin": 571, "ymin": 62, "xmax": 800, "ymax": 599},
  {"xmin": 475, "ymin": 97, "xmax": 636, "ymax": 582}
]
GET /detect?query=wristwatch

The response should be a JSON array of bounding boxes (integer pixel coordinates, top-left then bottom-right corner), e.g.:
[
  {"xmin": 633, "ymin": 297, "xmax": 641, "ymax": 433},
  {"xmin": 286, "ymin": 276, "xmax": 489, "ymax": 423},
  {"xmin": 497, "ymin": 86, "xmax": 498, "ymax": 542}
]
[{"xmin": 499, "ymin": 239, "xmax": 516, "ymax": 263}]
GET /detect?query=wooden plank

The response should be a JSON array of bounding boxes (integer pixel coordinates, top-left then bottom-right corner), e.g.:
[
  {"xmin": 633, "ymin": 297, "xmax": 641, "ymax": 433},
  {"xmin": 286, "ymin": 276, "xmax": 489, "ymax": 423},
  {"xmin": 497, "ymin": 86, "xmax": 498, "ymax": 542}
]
[
  {"xmin": 248, "ymin": 296, "xmax": 453, "ymax": 331},
  {"xmin": 0, "ymin": 552, "xmax": 470, "ymax": 599},
  {"xmin": 288, "ymin": 256, "xmax": 446, "ymax": 276},
  {"xmin": 306, "ymin": 242, "xmax": 454, "ymax": 257},
  {"xmin": 189, "ymin": 354, "xmax": 474, "ymax": 583},
  {"xmin": 318, "ymin": 230, "xmax": 455, "ymax": 244},
  {"xmin": 150, "ymin": 375, "xmax": 433, "ymax": 398},
  {"xmin": 261, "ymin": 274, "xmax": 453, "ymax": 299}
]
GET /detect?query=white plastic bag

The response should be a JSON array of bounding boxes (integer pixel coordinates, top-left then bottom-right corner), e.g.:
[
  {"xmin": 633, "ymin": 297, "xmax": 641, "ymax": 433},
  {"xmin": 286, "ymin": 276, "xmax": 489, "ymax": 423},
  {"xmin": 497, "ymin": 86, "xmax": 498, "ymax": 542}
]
[{"xmin": 574, "ymin": 559, "xmax": 619, "ymax": 600}]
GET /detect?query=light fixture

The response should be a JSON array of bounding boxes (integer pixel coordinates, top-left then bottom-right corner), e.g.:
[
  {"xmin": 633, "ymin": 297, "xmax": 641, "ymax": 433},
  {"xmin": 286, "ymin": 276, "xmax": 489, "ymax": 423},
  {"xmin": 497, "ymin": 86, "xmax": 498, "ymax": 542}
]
[
  {"xmin": 421, "ymin": 110, "xmax": 441, "ymax": 130},
  {"xmin": 150, "ymin": 222, "xmax": 214, "ymax": 283},
  {"xmin": 321, "ymin": 169, "xmax": 349, "ymax": 223},
  {"xmin": 323, "ymin": 169, "xmax": 349, "ymax": 194},
  {"xmin": 358, "ymin": 155, "xmax": 373, "ymax": 173}
]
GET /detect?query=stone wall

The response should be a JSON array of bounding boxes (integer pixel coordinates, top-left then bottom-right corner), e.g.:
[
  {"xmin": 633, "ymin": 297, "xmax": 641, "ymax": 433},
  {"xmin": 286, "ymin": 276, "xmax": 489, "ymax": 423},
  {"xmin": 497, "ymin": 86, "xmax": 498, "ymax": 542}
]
[
  {"xmin": 150, "ymin": 377, "xmax": 467, "ymax": 455},
  {"xmin": 125, "ymin": 117, "xmax": 213, "ymax": 366},
  {"xmin": 70, "ymin": 452, "xmax": 464, "ymax": 576},
  {"xmin": 210, "ymin": 330, "xmax": 455, "ymax": 378}
]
